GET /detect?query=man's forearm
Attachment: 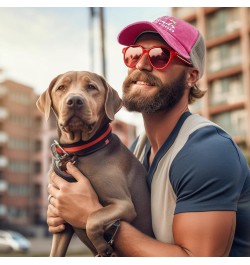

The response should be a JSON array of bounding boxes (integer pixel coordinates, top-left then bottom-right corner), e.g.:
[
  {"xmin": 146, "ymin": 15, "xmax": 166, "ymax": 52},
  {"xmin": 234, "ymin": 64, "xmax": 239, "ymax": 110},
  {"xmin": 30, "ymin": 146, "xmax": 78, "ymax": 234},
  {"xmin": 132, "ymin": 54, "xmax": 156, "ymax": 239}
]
[{"xmin": 113, "ymin": 221, "xmax": 189, "ymax": 257}]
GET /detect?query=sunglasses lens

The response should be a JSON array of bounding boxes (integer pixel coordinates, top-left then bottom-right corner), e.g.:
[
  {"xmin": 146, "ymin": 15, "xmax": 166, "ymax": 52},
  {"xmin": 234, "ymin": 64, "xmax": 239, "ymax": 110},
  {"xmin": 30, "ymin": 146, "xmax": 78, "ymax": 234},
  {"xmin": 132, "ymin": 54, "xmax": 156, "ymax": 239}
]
[
  {"xmin": 124, "ymin": 46, "xmax": 143, "ymax": 68},
  {"xmin": 123, "ymin": 46, "xmax": 172, "ymax": 69},
  {"xmin": 149, "ymin": 48, "xmax": 171, "ymax": 69}
]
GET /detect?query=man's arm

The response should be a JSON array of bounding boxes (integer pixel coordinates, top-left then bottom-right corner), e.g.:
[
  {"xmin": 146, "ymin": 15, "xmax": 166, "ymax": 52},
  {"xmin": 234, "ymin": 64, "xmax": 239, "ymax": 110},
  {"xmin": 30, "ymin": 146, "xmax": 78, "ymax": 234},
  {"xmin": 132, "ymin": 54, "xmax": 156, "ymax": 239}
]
[
  {"xmin": 47, "ymin": 162, "xmax": 235, "ymax": 256},
  {"xmin": 114, "ymin": 211, "xmax": 235, "ymax": 257}
]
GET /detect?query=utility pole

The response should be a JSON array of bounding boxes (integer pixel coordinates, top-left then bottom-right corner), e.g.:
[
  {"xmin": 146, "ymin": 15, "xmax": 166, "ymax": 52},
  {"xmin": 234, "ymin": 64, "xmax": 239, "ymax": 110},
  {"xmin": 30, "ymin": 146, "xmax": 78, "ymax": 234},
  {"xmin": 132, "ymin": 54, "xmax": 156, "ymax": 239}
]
[
  {"xmin": 89, "ymin": 7, "xmax": 95, "ymax": 72},
  {"xmin": 99, "ymin": 7, "xmax": 106, "ymax": 78},
  {"xmin": 88, "ymin": 7, "xmax": 106, "ymax": 77}
]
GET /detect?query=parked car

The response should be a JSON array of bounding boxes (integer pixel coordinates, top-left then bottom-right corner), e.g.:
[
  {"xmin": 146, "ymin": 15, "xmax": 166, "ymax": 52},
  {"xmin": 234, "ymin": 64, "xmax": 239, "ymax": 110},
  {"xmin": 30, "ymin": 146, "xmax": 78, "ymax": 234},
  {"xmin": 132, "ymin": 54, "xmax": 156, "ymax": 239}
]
[
  {"xmin": 0, "ymin": 222, "xmax": 35, "ymax": 238},
  {"xmin": 0, "ymin": 230, "xmax": 30, "ymax": 253}
]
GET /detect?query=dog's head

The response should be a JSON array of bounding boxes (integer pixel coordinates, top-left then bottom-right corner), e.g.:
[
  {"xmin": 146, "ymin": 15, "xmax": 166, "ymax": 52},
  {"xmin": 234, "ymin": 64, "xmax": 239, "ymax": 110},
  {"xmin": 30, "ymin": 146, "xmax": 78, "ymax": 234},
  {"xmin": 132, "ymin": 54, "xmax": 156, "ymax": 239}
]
[{"xmin": 36, "ymin": 71, "xmax": 123, "ymax": 142}]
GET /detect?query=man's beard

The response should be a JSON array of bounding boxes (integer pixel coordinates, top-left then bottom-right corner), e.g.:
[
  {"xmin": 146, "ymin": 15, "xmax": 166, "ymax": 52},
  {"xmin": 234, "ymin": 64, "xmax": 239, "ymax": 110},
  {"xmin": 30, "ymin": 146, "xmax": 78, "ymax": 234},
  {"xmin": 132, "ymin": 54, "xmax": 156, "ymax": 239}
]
[{"xmin": 122, "ymin": 70, "xmax": 186, "ymax": 113}]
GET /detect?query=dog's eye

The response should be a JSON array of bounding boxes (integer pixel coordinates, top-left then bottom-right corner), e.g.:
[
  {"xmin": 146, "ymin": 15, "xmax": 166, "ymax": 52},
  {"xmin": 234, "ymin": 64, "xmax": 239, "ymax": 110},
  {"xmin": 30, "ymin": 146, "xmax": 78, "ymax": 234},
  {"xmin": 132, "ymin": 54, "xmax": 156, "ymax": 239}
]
[
  {"xmin": 57, "ymin": 85, "xmax": 66, "ymax": 91},
  {"xmin": 87, "ymin": 84, "xmax": 97, "ymax": 91}
]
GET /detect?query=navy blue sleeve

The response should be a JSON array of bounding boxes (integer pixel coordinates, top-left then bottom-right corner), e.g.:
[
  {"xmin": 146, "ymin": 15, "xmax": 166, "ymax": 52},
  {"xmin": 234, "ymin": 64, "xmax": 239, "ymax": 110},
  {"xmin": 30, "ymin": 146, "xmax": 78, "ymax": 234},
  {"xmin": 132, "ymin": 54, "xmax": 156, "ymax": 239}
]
[{"xmin": 170, "ymin": 126, "xmax": 246, "ymax": 214}]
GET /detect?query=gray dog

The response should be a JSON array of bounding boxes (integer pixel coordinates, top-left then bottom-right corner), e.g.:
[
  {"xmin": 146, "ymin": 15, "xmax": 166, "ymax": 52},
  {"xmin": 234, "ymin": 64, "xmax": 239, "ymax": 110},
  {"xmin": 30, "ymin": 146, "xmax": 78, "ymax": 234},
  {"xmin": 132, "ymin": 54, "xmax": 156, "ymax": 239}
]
[{"xmin": 36, "ymin": 71, "xmax": 153, "ymax": 257}]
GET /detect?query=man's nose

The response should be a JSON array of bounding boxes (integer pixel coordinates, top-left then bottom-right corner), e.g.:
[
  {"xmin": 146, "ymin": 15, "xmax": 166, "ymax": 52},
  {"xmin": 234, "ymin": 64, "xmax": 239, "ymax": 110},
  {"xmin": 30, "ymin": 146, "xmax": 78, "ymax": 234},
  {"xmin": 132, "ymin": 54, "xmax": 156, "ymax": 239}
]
[{"xmin": 135, "ymin": 53, "xmax": 153, "ymax": 71}]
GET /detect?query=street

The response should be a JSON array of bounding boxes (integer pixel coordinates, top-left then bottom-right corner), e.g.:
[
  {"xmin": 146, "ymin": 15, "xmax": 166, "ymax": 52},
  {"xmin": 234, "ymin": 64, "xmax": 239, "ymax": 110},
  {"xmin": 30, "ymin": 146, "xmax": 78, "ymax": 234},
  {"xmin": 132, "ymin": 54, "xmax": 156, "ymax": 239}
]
[{"xmin": 0, "ymin": 235, "xmax": 92, "ymax": 257}]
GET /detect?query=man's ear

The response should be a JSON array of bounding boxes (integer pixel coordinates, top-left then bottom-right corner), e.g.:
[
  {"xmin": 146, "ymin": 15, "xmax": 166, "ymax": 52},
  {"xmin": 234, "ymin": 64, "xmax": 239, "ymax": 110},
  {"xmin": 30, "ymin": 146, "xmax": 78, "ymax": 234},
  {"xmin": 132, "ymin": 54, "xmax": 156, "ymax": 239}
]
[
  {"xmin": 99, "ymin": 75, "xmax": 123, "ymax": 121},
  {"xmin": 36, "ymin": 75, "xmax": 61, "ymax": 121},
  {"xmin": 186, "ymin": 68, "xmax": 199, "ymax": 87}
]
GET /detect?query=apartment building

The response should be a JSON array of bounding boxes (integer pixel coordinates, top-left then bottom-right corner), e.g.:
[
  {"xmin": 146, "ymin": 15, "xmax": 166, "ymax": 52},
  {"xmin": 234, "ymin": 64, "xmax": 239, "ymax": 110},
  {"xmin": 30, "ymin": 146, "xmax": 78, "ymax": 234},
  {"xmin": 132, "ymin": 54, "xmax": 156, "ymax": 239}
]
[
  {"xmin": 0, "ymin": 79, "xmax": 43, "ymax": 229},
  {"xmin": 172, "ymin": 7, "xmax": 250, "ymax": 162}
]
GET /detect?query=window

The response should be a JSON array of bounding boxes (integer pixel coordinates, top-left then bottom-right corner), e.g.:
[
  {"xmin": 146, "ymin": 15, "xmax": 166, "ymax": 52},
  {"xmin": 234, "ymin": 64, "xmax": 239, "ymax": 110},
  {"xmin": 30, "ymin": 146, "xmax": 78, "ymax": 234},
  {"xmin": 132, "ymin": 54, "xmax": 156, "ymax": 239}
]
[
  {"xmin": 174, "ymin": 7, "xmax": 197, "ymax": 18},
  {"xmin": 8, "ymin": 206, "xmax": 28, "ymax": 219},
  {"xmin": 212, "ymin": 109, "xmax": 246, "ymax": 137},
  {"xmin": 33, "ymin": 161, "xmax": 41, "ymax": 174},
  {"xmin": 207, "ymin": 47, "xmax": 221, "ymax": 72},
  {"xmin": 8, "ymin": 184, "xmax": 29, "ymax": 196},
  {"xmin": 8, "ymin": 160, "xmax": 32, "ymax": 174},
  {"xmin": 209, "ymin": 74, "xmax": 244, "ymax": 106},
  {"xmin": 9, "ymin": 91, "xmax": 30, "ymax": 105},
  {"xmin": 225, "ymin": 8, "xmax": 240, "ymax": 33},
  {"xmin": 207, "ymin": 40, "xmax": 241, "ymax": 72},
  {"xmin": 222, "ymin": 41, "xmax": 241, "ymax": 66},
  {"xmin": 206, "ymin": 8, "xmax": 240, "ymax": 39},
  {"xmin": 8, "ymin": 137, "xmax": 32, "ymax": 151},
  {"xmin": 34, "ymin": 140, "xmax": 42, "ymax": 152}
]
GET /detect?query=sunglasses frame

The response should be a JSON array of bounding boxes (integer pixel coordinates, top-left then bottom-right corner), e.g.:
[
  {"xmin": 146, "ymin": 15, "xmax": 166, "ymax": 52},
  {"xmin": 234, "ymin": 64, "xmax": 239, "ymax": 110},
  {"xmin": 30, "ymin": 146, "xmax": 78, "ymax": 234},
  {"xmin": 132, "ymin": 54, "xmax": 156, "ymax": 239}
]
[{"xmin": 122, "ymin": 45, "xmax": 192, "ymax": 70}]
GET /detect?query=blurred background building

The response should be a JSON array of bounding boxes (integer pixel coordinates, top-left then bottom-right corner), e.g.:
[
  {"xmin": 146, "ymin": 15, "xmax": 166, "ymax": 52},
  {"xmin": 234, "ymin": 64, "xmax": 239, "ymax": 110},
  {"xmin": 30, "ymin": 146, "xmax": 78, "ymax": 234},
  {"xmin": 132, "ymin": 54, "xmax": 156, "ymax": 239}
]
[
  {"xmin": 0, "ymin": 80, "xmax": 43, "ymax": 235},
  {"xmin": 173, "ymin": 7, "xmax": 250, "ymax": 162},
  {"xmin": 0, "ymin": 7, "xmax": 249, "ymax": 239}
]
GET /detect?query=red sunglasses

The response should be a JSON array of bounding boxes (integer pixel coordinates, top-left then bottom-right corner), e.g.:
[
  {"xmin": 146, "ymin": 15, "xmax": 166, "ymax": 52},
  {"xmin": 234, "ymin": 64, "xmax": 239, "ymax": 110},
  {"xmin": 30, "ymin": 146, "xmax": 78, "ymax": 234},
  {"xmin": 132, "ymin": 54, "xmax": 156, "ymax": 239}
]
[{"xmin": 122, "ymin": 45, "xmax": 192, "ymax": 70}]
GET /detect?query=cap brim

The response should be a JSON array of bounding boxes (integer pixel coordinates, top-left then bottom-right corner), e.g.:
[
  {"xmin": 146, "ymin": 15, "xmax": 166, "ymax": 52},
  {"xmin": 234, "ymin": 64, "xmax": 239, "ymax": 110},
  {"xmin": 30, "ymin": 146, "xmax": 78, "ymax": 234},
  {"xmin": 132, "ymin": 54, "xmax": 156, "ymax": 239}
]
[
  {"xmin": 117, "ymin": 21, "xmax": 190, "ymax": 59},
  {"xmin": 117, "ymin": 21, "xmax": 157, "ymax": 46}
]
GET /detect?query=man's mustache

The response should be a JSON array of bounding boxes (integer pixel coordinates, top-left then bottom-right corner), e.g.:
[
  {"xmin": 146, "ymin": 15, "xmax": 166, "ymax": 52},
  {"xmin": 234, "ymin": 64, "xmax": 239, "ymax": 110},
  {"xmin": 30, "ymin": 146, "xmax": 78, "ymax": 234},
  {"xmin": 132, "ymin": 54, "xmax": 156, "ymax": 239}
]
[{"xmin": 123, "ymin": 70, "xmax": 162, "ymax": 88}]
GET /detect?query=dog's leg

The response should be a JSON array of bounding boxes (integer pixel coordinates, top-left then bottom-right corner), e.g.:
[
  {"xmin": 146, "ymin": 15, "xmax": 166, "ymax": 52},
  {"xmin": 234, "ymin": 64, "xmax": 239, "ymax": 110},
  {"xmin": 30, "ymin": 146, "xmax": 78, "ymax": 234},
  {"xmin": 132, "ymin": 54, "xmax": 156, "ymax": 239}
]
[
  {"xmin": 86, "ymin": 199, "xmax": 136, "ymax": 257},
  {"xmin": 74, "ymin": 228, "xmax": 98, "ymax": 256},
  {"xmin": 50, "ymin": 223, "xmax": 74, "ymax": 256}
]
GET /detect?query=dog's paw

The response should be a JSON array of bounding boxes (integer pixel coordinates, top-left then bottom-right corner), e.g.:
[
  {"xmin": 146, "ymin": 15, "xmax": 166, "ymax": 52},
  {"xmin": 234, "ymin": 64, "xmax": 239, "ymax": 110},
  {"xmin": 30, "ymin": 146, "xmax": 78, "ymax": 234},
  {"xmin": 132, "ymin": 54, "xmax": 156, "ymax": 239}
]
[{"xmin": 97, "ymin": 245, "xmax": 116, "ymax": 257}]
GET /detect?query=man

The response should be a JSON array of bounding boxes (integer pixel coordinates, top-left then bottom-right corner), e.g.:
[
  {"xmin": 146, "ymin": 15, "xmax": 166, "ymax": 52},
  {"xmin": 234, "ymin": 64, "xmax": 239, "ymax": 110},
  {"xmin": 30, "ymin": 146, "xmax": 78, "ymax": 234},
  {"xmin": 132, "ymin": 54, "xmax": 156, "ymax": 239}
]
[{"xmin": 47, "ymin": 15, "xmax": 250, "ymax": 256}]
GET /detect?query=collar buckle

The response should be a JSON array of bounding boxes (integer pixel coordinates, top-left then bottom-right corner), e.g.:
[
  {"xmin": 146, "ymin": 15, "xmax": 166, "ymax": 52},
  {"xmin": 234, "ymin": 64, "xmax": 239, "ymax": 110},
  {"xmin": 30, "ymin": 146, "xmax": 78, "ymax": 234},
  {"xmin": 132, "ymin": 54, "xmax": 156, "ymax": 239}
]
[
  {"xmin": 51, "ymin": 140, "xmax": 69, "ymax": 160},
  {"xmin": 51, "ymin": 140, "xmax": 77, "ymax": 171}
]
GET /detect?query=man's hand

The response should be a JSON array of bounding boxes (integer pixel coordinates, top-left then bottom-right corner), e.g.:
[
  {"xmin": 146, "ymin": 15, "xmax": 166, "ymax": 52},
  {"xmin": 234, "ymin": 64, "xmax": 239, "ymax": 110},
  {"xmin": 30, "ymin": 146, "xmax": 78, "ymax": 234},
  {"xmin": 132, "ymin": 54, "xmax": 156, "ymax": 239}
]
[{"xmin": 47, "ymin": 162, "xmax": 102, "ymax": 232}]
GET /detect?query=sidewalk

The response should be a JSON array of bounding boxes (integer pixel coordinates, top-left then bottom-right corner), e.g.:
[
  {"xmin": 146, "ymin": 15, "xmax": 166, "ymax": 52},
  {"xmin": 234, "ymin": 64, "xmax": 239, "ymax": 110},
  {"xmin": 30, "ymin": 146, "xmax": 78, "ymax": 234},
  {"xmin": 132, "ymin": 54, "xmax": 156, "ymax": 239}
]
[{"xmin": 30, "ymin": 235, "xmax": 92, "ymax": 257}]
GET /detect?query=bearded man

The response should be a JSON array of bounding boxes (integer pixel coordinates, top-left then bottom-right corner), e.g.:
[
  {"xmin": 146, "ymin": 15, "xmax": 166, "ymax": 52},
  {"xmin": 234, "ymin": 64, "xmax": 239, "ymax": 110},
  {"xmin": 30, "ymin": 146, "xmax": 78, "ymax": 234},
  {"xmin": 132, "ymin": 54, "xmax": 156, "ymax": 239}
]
[{"xmin": 47, "ymin": 15, "xmax": 250, "ymax": 257}]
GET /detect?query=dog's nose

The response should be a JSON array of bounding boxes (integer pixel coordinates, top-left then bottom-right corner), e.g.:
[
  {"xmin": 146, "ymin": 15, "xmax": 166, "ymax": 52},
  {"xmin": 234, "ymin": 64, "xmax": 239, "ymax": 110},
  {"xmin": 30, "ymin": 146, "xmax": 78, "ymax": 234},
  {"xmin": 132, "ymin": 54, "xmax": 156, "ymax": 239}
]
[{"xmin": 66, "ymin": 95, "xmax": 84, "ymax": 109}]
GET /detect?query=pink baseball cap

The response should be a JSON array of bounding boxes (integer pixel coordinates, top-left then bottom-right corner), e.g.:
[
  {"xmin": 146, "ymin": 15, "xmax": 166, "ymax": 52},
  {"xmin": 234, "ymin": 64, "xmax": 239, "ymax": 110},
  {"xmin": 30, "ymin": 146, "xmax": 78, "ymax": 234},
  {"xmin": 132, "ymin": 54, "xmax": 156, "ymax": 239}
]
[{"xmin": 118, "ymin": 16, "xmax": 205, "ymax": 78}]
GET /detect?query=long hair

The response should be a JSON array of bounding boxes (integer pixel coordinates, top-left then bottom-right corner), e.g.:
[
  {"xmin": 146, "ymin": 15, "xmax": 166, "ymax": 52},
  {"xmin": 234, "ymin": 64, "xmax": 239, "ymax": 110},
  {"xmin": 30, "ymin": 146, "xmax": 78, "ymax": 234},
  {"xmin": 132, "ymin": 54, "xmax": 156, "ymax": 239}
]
[{"xmin": 188, "ymin": 85, "xmax": 206, "ymax": 104}]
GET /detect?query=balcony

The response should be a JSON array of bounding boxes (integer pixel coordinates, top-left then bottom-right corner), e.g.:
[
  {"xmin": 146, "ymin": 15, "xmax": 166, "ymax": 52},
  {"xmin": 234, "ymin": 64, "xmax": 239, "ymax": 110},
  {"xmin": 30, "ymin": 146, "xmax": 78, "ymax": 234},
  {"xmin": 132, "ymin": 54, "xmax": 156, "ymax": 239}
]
[
  {"xmin": 0, "ymin": 156, "xmax": 8, "ymax": 168},
  {"xmin": 0, "ymin": 107, "xmax": 8, "ymax": 121},
  {"xmin": 0, "ymin": 180, "xmax": 8, "ymax": 193},
  {"xmin": 0, "ymin": 131, "xmax": 8, "ymax": 145}
]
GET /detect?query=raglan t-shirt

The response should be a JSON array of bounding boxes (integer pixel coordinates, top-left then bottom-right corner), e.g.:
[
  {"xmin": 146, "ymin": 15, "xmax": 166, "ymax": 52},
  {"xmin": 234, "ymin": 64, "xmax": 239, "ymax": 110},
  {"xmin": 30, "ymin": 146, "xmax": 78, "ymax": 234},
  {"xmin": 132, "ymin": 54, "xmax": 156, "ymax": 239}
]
[{"xmin": 131, "ymin": 112, "xmax": 250, "ymax": 257}]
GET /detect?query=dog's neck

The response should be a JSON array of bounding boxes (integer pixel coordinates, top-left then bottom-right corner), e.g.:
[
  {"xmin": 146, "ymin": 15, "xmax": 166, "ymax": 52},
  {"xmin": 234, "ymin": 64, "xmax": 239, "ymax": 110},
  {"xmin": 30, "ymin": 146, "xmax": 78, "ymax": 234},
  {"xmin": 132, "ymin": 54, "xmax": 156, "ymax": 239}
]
[
  {"xmin": 53, "ymin": 124, "xmax": 113, "ymax": 157},
  {"xmin": 51, "ymin": 124, "xmax": 113, "ymax": 182}
]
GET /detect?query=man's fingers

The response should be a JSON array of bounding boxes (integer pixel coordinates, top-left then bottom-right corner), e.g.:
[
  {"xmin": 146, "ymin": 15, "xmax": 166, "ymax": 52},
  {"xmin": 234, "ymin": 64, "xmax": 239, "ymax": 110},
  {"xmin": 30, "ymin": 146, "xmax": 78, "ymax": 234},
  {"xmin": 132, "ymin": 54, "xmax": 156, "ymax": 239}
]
[
  {"xmin": 48, "ymin": 225, "xmax": 65, "ymax": 234},
  {"xmin": 66, "ymin": 162, "xmax": 87, "ymax": 182},
  {"xmin": 47, "ymin": 215, "xmax": 65, "ymax": 227},
  {"xmin": 47, "ymin": 205, "xmax": 65, "ymax": 233},
  {"xmin": 47, "ymin": 183, "xmax": 60, "ymax": 200},
  {"xmin": 50, "ymin": 171, "xmax": 67, "ymax": 188}
]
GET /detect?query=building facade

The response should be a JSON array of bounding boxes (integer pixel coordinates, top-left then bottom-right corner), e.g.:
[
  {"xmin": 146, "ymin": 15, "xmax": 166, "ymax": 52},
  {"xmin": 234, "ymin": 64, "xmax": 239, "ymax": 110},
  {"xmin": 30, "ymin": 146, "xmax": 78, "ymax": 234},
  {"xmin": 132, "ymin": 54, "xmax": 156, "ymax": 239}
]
[
  {"xmin": 172, "ymin": 7, "xmax": 250, "ymax": 162},
  {"xmin": 0, "ymin": 80, "xmax": 43, "ymax": 229}
]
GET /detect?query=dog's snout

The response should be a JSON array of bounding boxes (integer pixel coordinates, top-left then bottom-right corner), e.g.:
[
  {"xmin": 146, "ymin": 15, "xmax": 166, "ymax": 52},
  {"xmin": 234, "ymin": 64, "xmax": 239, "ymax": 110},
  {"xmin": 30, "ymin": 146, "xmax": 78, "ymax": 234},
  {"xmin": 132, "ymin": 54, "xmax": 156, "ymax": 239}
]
[{"xmin": 66, "ymin": 95, "xmax": 84, "ymax": 109}]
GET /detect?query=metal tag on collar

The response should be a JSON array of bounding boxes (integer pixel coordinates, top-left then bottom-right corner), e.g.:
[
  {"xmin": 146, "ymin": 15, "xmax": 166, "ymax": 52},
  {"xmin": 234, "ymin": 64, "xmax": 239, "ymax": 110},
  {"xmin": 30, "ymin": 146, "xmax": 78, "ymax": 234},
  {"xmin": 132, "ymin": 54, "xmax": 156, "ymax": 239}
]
[{"xmin": 51, "ymin": 140, "xmax": 69, "ymax": 160}]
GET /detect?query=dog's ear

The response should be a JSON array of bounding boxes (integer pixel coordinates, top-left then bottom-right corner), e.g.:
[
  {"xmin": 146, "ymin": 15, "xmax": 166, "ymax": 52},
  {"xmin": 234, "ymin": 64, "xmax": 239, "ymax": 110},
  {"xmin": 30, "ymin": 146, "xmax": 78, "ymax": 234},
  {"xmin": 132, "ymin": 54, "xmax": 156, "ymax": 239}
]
[
  {"xmin": 100, "ymin": 76, "xmax": 123, "ymax": 121},
  {"xmin": 36, "ymin": 75, "xmax": 60, "ymax": 121}
]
